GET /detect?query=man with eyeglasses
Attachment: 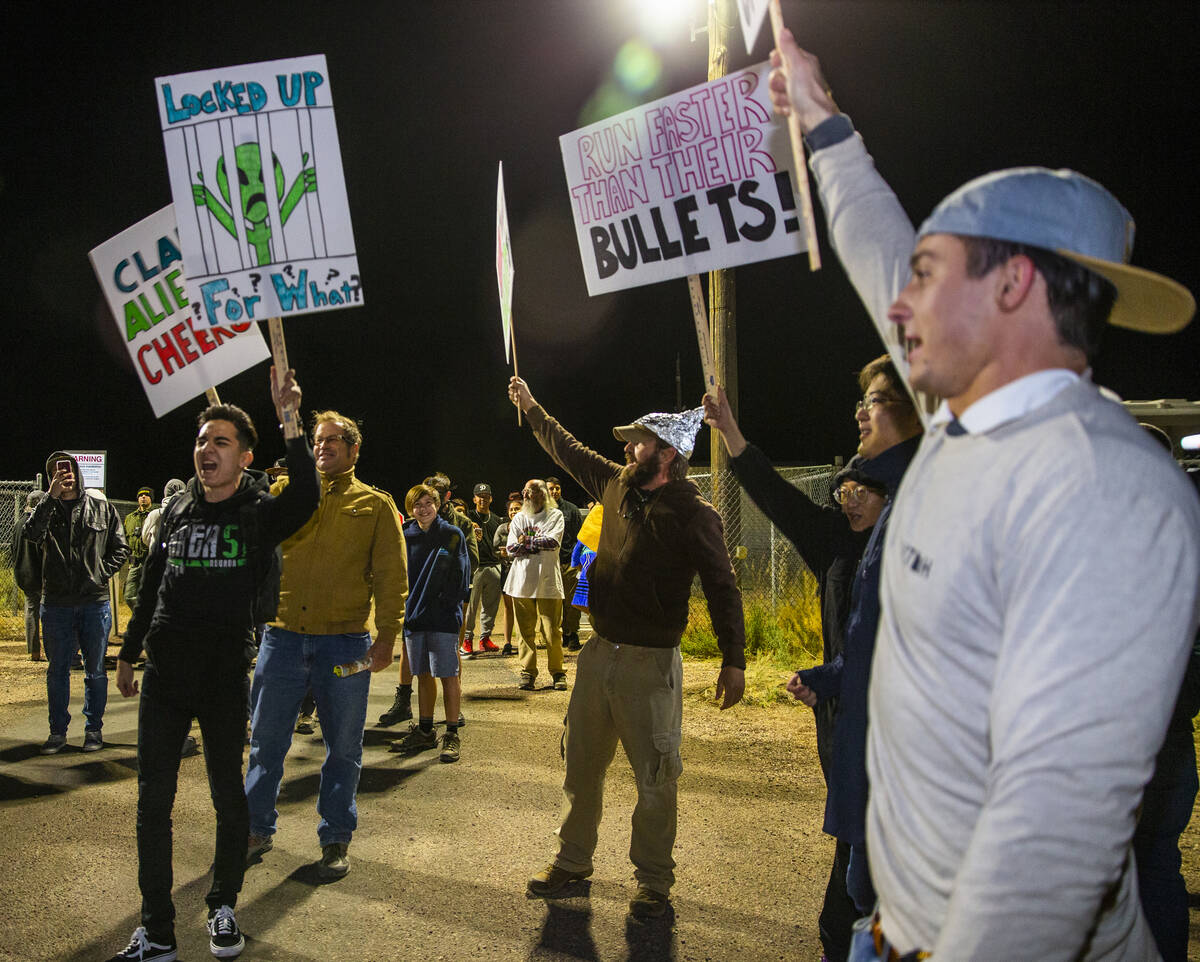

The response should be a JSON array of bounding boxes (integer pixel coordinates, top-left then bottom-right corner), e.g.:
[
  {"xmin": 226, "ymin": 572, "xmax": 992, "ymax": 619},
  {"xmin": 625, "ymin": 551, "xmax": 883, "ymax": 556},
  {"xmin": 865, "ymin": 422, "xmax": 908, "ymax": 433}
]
[
  {"xmin": 244, "ymin": 410, "xmax": 408, "ymax": 882},
  {"xmin": 770, "ymin": 29, "xmax": 1200, "ymax": 961},
  {"xmin": 705, "ymin": 353, "xmax": 920, "ymax": 961},
  {"xmin": 509, "ymin": 376, "xmax": 745, "ymax": 920}
]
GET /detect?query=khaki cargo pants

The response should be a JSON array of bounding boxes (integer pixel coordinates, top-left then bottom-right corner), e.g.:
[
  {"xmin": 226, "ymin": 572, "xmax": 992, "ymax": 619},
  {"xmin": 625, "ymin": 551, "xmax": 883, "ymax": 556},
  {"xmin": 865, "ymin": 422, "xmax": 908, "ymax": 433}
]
[{"xmin": 552, "ymin": 633, "xmax": 683, "ymax": 894}]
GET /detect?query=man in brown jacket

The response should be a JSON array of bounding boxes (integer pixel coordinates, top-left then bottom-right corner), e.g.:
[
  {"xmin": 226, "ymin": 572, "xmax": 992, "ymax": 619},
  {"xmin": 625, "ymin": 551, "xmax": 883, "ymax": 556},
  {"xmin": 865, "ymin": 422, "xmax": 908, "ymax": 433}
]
[{"xmin": 509, "ymin": 376, "xmax": 745, "ymax": 919}]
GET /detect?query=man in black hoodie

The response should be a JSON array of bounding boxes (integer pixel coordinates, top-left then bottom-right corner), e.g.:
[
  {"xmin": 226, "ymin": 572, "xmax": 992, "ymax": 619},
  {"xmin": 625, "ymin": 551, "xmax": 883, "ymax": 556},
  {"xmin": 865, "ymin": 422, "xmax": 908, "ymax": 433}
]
[
  {"xmin": 21, "ymin": 451, "xmax": 129, "ymax": 755},
  {"xmin": 105, "ymin": 368, "xmax": 318, "ymax": 962}
]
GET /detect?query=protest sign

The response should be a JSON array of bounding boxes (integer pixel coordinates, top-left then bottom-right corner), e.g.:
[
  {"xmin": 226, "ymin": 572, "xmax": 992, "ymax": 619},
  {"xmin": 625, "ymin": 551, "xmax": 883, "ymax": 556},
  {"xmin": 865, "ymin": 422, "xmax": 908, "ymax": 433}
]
[
  {"xmin": 89, "ymin": 205, "xmax": 270, "ymax": 418},
  {"xmin": 496, "ymin": 162, "xmax": 516, "ymax": 364},
  {"xmin": 560, "ymin": 62, "xmax": 806, "ymax": 297},
  {"xmin": 156, "ymin": 54, "xmax": 362, "ymax": 327},
  {"xmin": 736, "ymin": 0, "xmax": 770, "ymax": 55}
]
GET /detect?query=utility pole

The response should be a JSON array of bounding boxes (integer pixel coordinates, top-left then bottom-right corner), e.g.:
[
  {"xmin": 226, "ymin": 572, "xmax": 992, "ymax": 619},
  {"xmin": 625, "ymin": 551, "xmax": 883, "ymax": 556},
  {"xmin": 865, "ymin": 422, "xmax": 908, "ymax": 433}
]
[{"xmin": 707, "ymin": 0, "xmax": 737, "ymax": 505}]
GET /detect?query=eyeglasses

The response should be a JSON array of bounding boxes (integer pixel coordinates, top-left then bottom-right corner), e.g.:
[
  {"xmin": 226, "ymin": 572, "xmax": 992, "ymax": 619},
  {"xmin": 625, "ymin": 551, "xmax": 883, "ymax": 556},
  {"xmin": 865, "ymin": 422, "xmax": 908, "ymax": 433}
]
[
  {"xmin": 855, "ymin": 392, "xmax": 902, "ymax": 415},
  {"xmin": 834, "ymin": 484, "xmax": 880, "ymax": 506},
  {"xmin": 313, "ymin": 434, "xmax": 351, "ymax": 448}
]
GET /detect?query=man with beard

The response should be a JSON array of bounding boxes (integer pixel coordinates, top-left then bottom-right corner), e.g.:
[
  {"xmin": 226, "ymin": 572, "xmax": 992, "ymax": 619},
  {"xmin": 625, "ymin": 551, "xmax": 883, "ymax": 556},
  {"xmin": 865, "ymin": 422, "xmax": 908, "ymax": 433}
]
[
  {"xmin": 504, "ymin": 478, "xmax": 565, "ymax": 690},
  {"xmin": 508, "ymin": 376, "xmax": 745, "ymax": 919}
]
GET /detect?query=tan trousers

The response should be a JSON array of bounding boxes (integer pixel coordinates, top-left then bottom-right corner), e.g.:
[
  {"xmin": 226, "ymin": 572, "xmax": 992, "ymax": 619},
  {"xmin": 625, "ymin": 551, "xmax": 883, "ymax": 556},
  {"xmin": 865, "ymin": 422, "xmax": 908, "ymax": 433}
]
[
  {"xmin": 552, "ymin": 633, "xmax": 683, "ymax": 894},
  {"xmin": 513, "ymin": 597, "xmax": 563, "ymax": 681}
]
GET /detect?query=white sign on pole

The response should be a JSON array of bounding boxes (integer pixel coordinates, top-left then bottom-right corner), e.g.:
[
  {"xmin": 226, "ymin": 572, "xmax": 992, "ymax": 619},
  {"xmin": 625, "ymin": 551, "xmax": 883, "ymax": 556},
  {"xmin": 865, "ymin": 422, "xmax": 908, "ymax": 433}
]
[
  {"xmin": 156, "ymin": 54, "xmax": 362, "ymax": 327},
  {"xmin": 736, "ymin": 0, "xmax": 770, "ymax": 55},
  {"xmin": 496, "ymin": 162, "xmax": 516, "ymax": 364},
  {"xmin": 560, "ymin": 62, "xmax": 807, "ymax": 297},
  {"xmin": 66, "ymin": 451, "xmax": 107, "ymax": 492},
  {"xmin": 89, "ymin": 206, "xmax": 270, "ymax": 418}
]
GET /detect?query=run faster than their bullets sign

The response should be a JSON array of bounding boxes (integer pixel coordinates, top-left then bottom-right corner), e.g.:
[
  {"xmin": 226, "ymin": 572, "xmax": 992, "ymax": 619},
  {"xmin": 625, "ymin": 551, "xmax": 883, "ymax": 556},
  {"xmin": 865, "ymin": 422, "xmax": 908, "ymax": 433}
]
[
  {"xmin": 559, "ymin": 61, "xmax": 807, "ymax": 296},
  {"xmin": 156, "ymin": 54, "xmax": 363, "ymax": 327}
]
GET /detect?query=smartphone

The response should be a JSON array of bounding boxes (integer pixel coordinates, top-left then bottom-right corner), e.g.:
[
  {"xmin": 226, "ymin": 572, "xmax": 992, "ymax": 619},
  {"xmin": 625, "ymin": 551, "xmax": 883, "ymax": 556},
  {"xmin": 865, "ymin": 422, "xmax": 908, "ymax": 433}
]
[{"xmin": 56, "ymin": 459, "xmax": 71, "ymax": 474}]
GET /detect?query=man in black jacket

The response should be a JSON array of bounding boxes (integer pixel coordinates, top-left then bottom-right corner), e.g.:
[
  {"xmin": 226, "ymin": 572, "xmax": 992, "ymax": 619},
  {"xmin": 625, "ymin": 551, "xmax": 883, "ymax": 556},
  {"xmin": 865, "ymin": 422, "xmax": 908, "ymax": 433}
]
[
  {"xmin": 105, "ymin": 368, "xmax": 318, "ymax": 962},
  {"xmin": 21, "ymin": 452, "xmax": 129, "ymax": 755},
  {"xmin": 12, "ymin": 489, "xmax": 46, "ymax": 661}
]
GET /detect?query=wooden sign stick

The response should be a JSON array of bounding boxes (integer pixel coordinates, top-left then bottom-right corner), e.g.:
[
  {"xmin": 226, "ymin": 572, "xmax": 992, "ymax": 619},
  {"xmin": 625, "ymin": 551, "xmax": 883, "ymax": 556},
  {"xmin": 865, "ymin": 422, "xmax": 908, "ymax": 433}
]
[
  {"xmin": 205, "ymin": 387, "xmax": 221, "ymax": 404},
  {"xmin": 267, "ymin": 317, "xmax": 302, "ymax": 439},
  {"xmin": 687, "ymin": 274, "xmax": 719, "ymax": 393},
  {"xmin": 768, "ymin": 0, "xmax": 821, "ymax": 271},
  {"xmin": 510, "ymin": 316, "xmax": 522, "ymax": 427}
]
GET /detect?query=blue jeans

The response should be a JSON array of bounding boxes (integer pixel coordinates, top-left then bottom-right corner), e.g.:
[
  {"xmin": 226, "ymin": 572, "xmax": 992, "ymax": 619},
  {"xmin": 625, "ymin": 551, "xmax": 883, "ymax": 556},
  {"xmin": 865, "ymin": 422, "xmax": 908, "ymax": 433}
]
[
  {"xmin": 245, "ymin": 627, "xmax": 372, "ymax": 846},
  {"xmin": 1133, "ymin": 729, "xmax": 1199, "ymax": 962},
  {"xmin": 848, "ymin": 914, "xmax": 925, "ymax": 962},
  {"xmin": 847, "ymin": 842, "xmax": 876, "ymax": 915},
  {"xmin": 41, "ymin": 600, "xmax": 110, "ymax": 735}
]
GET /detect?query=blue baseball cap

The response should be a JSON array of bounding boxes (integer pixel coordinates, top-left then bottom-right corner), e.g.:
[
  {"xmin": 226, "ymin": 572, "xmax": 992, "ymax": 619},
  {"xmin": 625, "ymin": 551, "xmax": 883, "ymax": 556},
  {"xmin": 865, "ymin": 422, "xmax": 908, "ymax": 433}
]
[{"xmin": 919, "ymin": 167, "xmax": 1194, "ymax": 333}]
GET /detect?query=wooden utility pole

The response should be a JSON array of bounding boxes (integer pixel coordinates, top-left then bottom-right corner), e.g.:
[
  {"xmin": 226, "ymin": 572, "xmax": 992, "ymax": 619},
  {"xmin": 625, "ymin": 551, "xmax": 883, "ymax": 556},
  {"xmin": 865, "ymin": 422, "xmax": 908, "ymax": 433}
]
[{"xmin": 707, "ymin": 0, "xmax": 737, "ymax": 497}]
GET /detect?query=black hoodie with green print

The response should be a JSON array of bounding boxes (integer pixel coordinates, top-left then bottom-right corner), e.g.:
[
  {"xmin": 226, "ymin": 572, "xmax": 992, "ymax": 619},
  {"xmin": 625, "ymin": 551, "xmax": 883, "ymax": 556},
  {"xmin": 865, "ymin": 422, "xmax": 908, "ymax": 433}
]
[{"xmin": 120, "ymin": 436, "xmax": 319, "ymax": 674}]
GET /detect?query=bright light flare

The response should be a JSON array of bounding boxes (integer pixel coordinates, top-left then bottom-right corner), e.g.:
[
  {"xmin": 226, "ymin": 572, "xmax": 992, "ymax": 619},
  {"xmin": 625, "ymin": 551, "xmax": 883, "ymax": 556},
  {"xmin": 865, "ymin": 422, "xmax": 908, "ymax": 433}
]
[
  {"xmin": 627, "ymin": 0, "xmax": 696, "ymax": 46},
  {"xmin": 1182, "ymin": 433, "xmax": 1200, "ymax": 451}
]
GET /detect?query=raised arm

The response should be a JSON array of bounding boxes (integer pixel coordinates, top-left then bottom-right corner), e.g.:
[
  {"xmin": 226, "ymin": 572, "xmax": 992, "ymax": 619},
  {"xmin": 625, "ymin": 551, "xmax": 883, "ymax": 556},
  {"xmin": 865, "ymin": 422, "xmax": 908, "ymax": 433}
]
[
  {"xmin": 768, "ymin": 30, "xmax": 933, "ymax": 422},
  {"xmin": 508, "ymin": 376, "xmax": 621, "ymax": 503},
  {"xmin": 703, "ymin": 386, "xmax": 854, "ymax": 576}
]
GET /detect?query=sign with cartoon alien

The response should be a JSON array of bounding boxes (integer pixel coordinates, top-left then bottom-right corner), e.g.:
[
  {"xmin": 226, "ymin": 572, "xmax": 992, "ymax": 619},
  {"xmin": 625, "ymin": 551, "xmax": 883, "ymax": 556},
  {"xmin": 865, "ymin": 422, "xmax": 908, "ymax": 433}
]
[
  {"xmin": 89, "ymin": 205, "xmax": 270, "ymax": 417},
  {"xmin": 156, "ymin": 54, "xmax": 362, "ymax": 327}
]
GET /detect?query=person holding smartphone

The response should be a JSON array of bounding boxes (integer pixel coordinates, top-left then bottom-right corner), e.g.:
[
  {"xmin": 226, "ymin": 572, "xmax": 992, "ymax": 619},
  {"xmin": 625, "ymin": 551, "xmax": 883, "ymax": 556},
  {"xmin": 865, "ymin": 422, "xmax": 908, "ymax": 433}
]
[{"xmin": 20, "ymin": 451, "xmax": 129, "ymax": 755}]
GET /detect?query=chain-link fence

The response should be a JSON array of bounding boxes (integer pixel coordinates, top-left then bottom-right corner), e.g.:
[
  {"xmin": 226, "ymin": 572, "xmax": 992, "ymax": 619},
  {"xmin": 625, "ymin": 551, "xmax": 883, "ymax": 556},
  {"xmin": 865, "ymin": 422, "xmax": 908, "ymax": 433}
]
[
  {"xmin": 684, "ymin": 465, "xmax": 839, "ymax": 664},
  {"xmin": 2, "ymin": 479, "xmax": 38, "ymax": 614}
]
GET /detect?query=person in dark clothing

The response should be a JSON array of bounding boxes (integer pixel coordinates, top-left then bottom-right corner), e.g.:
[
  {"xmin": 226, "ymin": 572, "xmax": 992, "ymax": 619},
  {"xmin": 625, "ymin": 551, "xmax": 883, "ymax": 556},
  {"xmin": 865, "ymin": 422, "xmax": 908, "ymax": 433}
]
[
  {"xmin": 464, "ymin": 482, "xmax": 503, "ymax": 653},
  {"xmin": 1133, "ymin": 630, "xmax": 1200, "ymax": 962},
  {"xmin": 12, "ymin": 490, "xmax": 46, "ymax": 661},
  {"xmin": 704, "ymin": 355, "xmax": 921, "ymax": 960},
  {"xmin": 390, "ymin": 484, "xmax": 471, "ymax": 762},
  {"xmin": 21, "ymin": 451, "xmax": 130, "ymax": 754},
  {"xmin": 105, "ymin": 369, "xmax": 318, "ymax": 962},
  {"xmin": 546, "ymin": 476, "xmax": 584, "ymax": 650}
]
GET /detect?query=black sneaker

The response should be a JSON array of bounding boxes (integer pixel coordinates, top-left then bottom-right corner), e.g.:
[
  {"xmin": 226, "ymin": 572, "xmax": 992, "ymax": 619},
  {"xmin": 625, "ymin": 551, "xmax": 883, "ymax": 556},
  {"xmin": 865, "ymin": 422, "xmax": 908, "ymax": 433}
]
[
  {"xmin": 378, "ymin": 687, "xmax": 413, "ymax": 727},
  {"xmin": 40, "ymin": 733, "xmax": 67, "ymax": 755},
  {"xmin": 82, "ymin": 730, "xmax": 104, "ymax": 752},
  {"xmin": 552, "ymin": 673, "xmax": 568, "ymax": 691},
  {"xmin": 107, "ymin": 926, "xmax": 177, "ymax": 962},
  {"xmin": 207, "ymin": 905, "xmax": 245, "ymax": 958},
  {"xmin": 501, "ymin": 642, "xmax": 515, "ymax": 656}
]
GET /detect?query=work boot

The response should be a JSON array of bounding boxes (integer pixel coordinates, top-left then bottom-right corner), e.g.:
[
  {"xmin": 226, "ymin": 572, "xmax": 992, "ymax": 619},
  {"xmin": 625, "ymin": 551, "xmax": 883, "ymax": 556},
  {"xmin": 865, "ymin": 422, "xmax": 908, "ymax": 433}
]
[
  {"xmin": 390, "ymin": 724, "xmax": 438, "ymax": 754},
  {"xmin": 378, "ymin": 686, "xmax": 413, "ymax": 727},
  {"xmin": 527, "ymin": 863, "xmax": 592, "ymax": 897},
  {"xmin": 628, "ymin": 884, "xmax": 670, "ymax": 919},
  {"xmin": 318, "ymin": 842, "xmax": 350, "ymax": 879}
]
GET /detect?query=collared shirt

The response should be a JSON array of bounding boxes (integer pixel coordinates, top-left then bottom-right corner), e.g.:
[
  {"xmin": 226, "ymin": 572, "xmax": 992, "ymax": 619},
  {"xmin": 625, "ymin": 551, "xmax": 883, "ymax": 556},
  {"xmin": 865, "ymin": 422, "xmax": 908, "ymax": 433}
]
[
  {"xmin": 272, "ymin": 468, "xmax": 408, "ymax": 635},
  {"xmin": 929, "ymin": 369, "xmax": 1079, "ymax": 435}
]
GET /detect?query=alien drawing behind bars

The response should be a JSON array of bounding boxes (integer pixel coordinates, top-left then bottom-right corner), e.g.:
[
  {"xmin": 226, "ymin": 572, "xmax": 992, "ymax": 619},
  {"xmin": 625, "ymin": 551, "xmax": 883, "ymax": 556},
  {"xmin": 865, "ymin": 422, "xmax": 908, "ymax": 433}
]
[{"xmin": 193, "ymin": 143, "xmax": 317, "ymax": 266}]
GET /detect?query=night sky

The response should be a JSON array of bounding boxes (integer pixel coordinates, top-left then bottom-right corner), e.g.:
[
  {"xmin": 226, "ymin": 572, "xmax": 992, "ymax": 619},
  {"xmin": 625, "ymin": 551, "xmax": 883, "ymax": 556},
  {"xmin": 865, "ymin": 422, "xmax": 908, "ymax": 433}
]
[{"xmin": 4, "ymin": 1, "xmax": 1197, "ymax": 508}]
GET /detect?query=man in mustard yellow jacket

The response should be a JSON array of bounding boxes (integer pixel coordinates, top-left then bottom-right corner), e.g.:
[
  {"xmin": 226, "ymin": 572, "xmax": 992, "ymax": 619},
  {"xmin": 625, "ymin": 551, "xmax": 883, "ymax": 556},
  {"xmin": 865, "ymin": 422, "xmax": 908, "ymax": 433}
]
[{"xmin": 244, "ymin": 409, "xmax": 408, "ymax": 880}]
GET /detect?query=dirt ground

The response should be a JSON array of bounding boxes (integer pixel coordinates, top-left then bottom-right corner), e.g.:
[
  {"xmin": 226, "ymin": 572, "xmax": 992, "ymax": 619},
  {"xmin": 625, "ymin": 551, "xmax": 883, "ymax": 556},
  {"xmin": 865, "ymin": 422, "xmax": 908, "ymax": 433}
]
[{"xmin": 0, "ymin": 611, "xmax": 1198, "ymax": 961}]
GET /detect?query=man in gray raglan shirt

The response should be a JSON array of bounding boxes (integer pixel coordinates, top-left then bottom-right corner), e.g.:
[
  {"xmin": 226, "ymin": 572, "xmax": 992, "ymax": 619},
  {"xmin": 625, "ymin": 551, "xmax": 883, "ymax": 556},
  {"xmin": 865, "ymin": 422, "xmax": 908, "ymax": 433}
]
[{"xmin": 769, "ymin": 29, "xmax": 1200, "ymax": 962}]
